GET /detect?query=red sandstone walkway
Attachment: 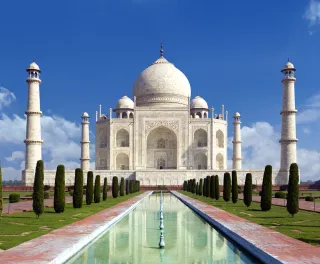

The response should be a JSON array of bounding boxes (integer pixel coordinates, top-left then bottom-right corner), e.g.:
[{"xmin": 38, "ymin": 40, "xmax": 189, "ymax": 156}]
[
  {"xmin": 2, "ymin": 197, "xmax": 73, "ymax": 215},
  {"xmin": 0, "ymin": 191, "xmax": 151, "ymax": 264},
  {"xmin": 173, "ymin": 191, "xmax": 320, "ymax": 264}
]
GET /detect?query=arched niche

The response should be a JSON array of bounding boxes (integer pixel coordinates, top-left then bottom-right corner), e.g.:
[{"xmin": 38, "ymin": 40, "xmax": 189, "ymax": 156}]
[
  {"xmin": 116, "ymin": 153, "xmax": 129, "ymax": 170},
  {"xmin": 194, "ymin": 152, "xmax": 207, "ymax": 169},
  {"xmin": 216, "ymin": 130, "xmax": 224, "ymax": 148},
  {"xmin": 194, "ymin": 129, "xmax": 207, "ymax": 147},
  {"xmin": 116, "ymin": 129, "xmax": 129, "ymax": 147},
  {"xmin": 216, "ymin": 153, "xmax": 224, "ymax": 169}
]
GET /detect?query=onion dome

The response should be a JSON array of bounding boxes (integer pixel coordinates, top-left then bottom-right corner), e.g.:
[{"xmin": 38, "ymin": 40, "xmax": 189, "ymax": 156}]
[
  {"xmin": 116, "ymin": 95, "xmax": 134, "ymax": 109},
  {"xmin": 190, "ymin": 96, "xmax": 208, "ymax": 109},
  {"xmin": 27, "ymin": 61, "xmax": 40, "ymax": 72}
]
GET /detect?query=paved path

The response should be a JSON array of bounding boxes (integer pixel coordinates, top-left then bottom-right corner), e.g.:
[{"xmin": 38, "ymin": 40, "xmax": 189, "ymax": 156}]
[
  {"xmin": 0, "ymin": 192, "xmax": 151, "ymax": 264},
  {"xmin": 2, "ymin": 197, "xmax": 73, "ymax": 215},
  {"xmin": 173, "ymin": 191, "xmax": 320, "ymax": 264}
]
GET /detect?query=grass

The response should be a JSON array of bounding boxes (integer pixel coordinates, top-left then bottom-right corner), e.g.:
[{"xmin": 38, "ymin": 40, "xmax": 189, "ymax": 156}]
[
  {"xmin": 0, "ymin": 192, "xmax": 142, "ymax": 250},
  {"xmin": 180, "ymin": 191, "xmax": 320, "ymax": 246}
]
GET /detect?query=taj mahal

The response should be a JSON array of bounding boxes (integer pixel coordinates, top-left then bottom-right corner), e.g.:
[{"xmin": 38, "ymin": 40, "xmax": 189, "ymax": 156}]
[{"xmin": 22, "ymin": 45, "xmax": 298, "ymax": 187}]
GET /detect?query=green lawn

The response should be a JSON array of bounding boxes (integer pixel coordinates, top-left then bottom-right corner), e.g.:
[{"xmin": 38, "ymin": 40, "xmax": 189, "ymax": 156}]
[
  {"xmin": 180, "ymin": 191, "xmax": 320, "ymax": 246},
  {"xmin": 0, "ymin": 192, "xmax": 142, "ymax": 250}
]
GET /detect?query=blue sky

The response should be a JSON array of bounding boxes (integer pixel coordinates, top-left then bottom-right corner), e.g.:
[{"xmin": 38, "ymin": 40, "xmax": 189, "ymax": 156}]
[{"xmin": 0, "ymin": 0, "xmax": 320, "ymax": 181}]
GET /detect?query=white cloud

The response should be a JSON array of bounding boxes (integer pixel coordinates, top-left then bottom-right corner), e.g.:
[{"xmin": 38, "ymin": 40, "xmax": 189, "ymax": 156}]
[
  {"xmin": 0, "ymin": 87, "xmax": 16, "ymax": 109},
  {"xmin": 5, "ymin": 151, "xmax": 25, "ymax": 162},
  {"xmin": 0, "ymin": 114, "xmax": 25, "ymax": 144},
  {"xmin": 303, "ymin": 128, "xmax": 311, "ymax": 134},
  {"xmin": 304, "ymin": 0, "xmax": 320, "ymax": 26},
  {"xmin": 1, "ymin": 167, "xmax": 22, "ymax": 181},
  {"xmin": 297, "ymin": 93, "xmax": 320, "ymax": 124}
]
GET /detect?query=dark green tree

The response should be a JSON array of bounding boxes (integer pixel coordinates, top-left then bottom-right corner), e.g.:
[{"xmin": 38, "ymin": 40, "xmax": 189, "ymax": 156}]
[
  {"xmin": 73, "ymin": 168, "xmax": 84, "ymax": 208},
  {"xmin": 86, "ymin": 171, "xmax": 94, "ymax": 205},
  {"xmin": 193, "ymin": 179, "xmax": 196, "ymax": 193},
  {"xmin": 244, "ymin": 173, "xmax": 252, "ymax": 207},
  {"xmin": 183, "ymin": 181, "xmax": 187, "ymax": 191},
  {"xmin": 260, "ymin": 165, "xmax": 272, "ymax": 211},
  {"xmin": 203, "ymin": 178, "xmax": 206, "ymax": 196},
  {"xmin": 94, "ymin": 175, "xmax": 101, "ymax": 203},
  {"xmin": 112, "ymin": 176, "xmax": 119, "ymax": 198},
  {"xmin": 215, "ymin": 175, "xmax": 220, "ymax": 200},
  {"xmin": 130, "ymin": 180, "xmax": 134, "ymax": 194},
  {"xmin": 33, "ymin": 160, "xmax": 44, "ymax": 217},
  {"xmin": 199, "ymin": 179, "xmax": 203, "ymax": 196},
  {"xmin": 223, "ymin": 172, "xmax": 231, "ymax": 202},
  {"xmin": 103, "ymin": 177, "xmax": 108, "ymax": 201},
  {"xmin": 0, "ymin": 164, "xmax": 2, "ymax": 215},
  {"xmin": 287, "ymin": 163, "xmax": 299, "ymax": 217},
  {"xmin": 54, "ymin": 164, "xmax": 65, "ymax": 213},
  {"xmin": 138, "ymin": 181, "xmax": 140, "ymax": 192},
  {"xmin": 206, "ymin": 176, "xmax": 211, "ymax": 198},
  {"xmin": 120, "ymin": 177, "xmax": 125, "ymax": 196},
  {"xmin": 210, "ymin": 175, "xmax": 215, "ymax": 199},
  {"xmin": 126, "ymin": 180, "xmax": 129, "ymax": 194},
  {"xmin": 196, "ymin": 182, "xmax": 199, "ymax": 195},
  {"xmin": 232, "ymin": 170, "xmax": 238, "ymax": 204}
]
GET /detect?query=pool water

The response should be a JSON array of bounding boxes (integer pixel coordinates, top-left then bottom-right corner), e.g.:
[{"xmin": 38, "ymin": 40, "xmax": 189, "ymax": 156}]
[{"xmin": 66, "ymin": 193, "xmax": 261, "ymax": 264}]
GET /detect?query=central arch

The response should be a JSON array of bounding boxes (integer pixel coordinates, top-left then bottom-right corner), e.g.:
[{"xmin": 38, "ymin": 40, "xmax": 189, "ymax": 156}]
[{"xmin": 147, "ymin": 126, "xmax": 177, "ymax": 169}]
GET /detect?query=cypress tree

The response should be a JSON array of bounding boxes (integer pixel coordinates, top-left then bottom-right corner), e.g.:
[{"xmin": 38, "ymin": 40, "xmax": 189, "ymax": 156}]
[
  {"xmin": 73, "ymin": 168, "xmax": 83, "ymax": 208},
  {"xmin": 210, "ymin": 175, "xmax": 215, "ymax": 199},
  {"xmin": 193, "ymin": 179, "xmax": 196, "ymax": 193},
  {"xmin": 112, "ymin": 176, "xmax": 119, "ymax": 198},
  {"xmin": 86, "ymin": 171, "xmax": 94, "ymax": 205},
  {"xmin": 126, "ymin": 180, "xmax": 129, "ymax": 194},
  {"xmin": 120, "ymin": 177, "xmax": 125, "ymax": 196},
  {"xmin": 138, "ymin": 181, "xmax": 140, "ymax": 192},
  {"xmin": 33, "ymin": 160, "xmax": 44, "ymax": 217},
  {"xmin": 199, "ymin": 179, "xmax": 203, "ymax": 196},
  {"xmin": 232, "ymin": 170, "xmax": 238, "ymax": 204},
  {"xmin": 244, "ymin": 173, "xmax": 252, "ymax": 207},
  {"xmin": 130, "ymin": 180, "xmax": 134, "ymax": 194},
  {"xmin": 183, "ymin": 181, "xmax": 186, "ymax": 191},
  {"xmin": 94, "ymin": 175, "xmax": 101, "ymax": 203},
  {"xmin": 103, "ymin": 177, "xmax": 108, "ymax": 201},
  {"xmin": 223, "ymin": 172, "xmax": 231, "ymax": 202},
  {"xmin": 0, "ymin": 164, "xmax": 3, "ymax": 215},
  {"xmin": 54, "ymin": 164, "xmax": 65, "ymax": 213},
  {"xmin": 196, "ymin": 182, "xmax": 199, "ymax": 195},
  {"xmin": 215, "ymin": 175, "xmax": 220, "ymax": 200},
  {"xmin": 206, "ymin": 176, "xmax": 211, "ymax": 198},
  {"xmin": 203, "ymin": 178, "xmax": 206, "ymax": 196},
  {"xmin": 260, "ymin": 165, "xmax": 272, "ymax": 211},
  {"xmin": 287, "ymin": 163, "xmax": 299, "ymax": 217}
]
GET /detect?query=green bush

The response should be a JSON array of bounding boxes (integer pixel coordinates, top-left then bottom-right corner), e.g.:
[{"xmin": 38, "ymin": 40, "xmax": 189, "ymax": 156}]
[
  {"xmin": 112, "ymin": 176, "xmax": 119, "ymax": 198},
  {"xmin": 94, "ymin": 175, "xmax": 101, "ymax": 203},
  {"xmin": 287, "ymin": 163, "xmax": 299, "ymax": 217},
  {"xmin": 305, "ymin": 196, "xmax": 314, "ymax": 202},
  {"xmin": 44, "ymin": 191, "xmax": 50, "ymax": 199},
  {"xmin": 244, "ymin": 173, "xmax": 252, "ymax": 207},
  {"xmin": 210, "ymin": 175, "xmax": 215, "ymax": 199},
  {"xmin": 196, "ymin": 182, "xmax": 199, "ymax": 195},
  {"xmin": 86, "ymin": 171, "xmax": 94, "ymax": 205},
  {"xmin": 215, "ymin": 175, "xmax": 220, "ymax": 200},
  {"xmin": 120, "ymin": 177, "xmax": 125, "ymax": 196},
  {"xmin": 203, "ymin": 178, "xmax": 207, "ymax": 196},
  {"xmin": 232, "ymin": 170, "xmax": 238, "ymax": 204},
  {"xmin": 73, "ymin": 168, "xmax": 84, "ymax": 208},
  {"xmin": 223, "ymin": 172, "xmax": 231, "ymax": 202},
  {"xmin": 183, "ymin": 181, "xmax": 187, "ymax": 191},
  {"xmin": 199, "ymin": 179, "xmax": 203, "ymax": 196},
  {"xmin": 54, "ymin": 165, "xmax": 65, "ymax": 213},
  {"xmin": 0, "ymin": 165, "xmax": 3, "ymax": 214},
  {"xmin": 260, "ymin": 165, "xmax": 272, "ymax": 211},
  {"xmin": 9, "ymin": 193, "xmax": 20, "ymax": 203},
  {"xmin": 103, "ymin": 177, "xmax": 108, "ymax": 201},
  {"xmin": 130, "ymin": 180, "xmax": 134, "ymax": 194},
  {"xmin": 275, "ymin": 191, "xmax": 287, "ymax": 199},
  {"xmin": 33, "ymin": 160, "xmax": 44, "ymax": 217},
  {"xmin": 192, "ymin": 179, "xmax": 196, "ymax": 194},
  {"xmin": 206, "ymin": 176, "xmax": 211, "ymax": 198}
]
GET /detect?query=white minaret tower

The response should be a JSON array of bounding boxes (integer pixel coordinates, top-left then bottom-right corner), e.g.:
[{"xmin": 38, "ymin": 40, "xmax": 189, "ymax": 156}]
[
  {"xmin": 80, "ymin": 112, "xmax": 90, "ymax": 171},
  {"xmin": 280, "ymin": 60, "xmax": 298, "ymax": 184},
  {"xmin": 232, "ymin": 112, "xmax": 242, "ymax": 170},
  {"xmin": 24, "ymin": 62, "xmax": 43, "ymax": 170}
]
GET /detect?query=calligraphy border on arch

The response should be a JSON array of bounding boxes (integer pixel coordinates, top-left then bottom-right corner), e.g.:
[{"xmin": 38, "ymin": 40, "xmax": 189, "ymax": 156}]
[{"xmin": 145, "ymin": 120, "xmax": 179, "ymax": 134}]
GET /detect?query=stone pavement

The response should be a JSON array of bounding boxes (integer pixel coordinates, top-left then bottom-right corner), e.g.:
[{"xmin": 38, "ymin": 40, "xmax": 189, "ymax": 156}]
[
  {"xmin": 173, "ymin": 191, "xmax": 320, "ymax": 264},
  {"xmin": 2, "ymin": 197, "xmax": 73, "ymax": 215},
  {"xmin": 0, "ymin": 191, "xmax": 151, "ymax": 264}
]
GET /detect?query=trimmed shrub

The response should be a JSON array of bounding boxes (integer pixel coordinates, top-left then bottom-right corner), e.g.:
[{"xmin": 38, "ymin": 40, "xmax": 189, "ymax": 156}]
[
  {"xmin": 183, "ymin": 181, "xmax": 187, "ymax": 191},
  {"xmin": 203, "ymin": 178, "xmax": 207, "ymax": 196},
  {"xmin": 54, "ymin": 164, "xmax": 65, "ymax": 213},
  {"xmin": 86, "ymin": 171, "xmax": 94, "ymax": 205},
  {"xmin": 305, "ymin": 196, "xmax": 314, "ymax": 202},
  {"xmin": 112, "ymin": 176, "xmax": 119, "ymax": 198},
  {"xmin": 44, "ymin": 185, "xmax": 50, "ymax": 191},
  {"xmin": 192, "ymin": 179, "xmax": 196, "ymax": 194},
  {"xmin": 9, "ymin": 193, "xmax": 20, "ymax": 203},
  {"xmin": 44, "ymin": 191, "xmax": 50, "ymax": 199},
  {"xmin": 275, "ymin": 191, "xmax": 287, "ymax": 199},
  {"xmin": 126, "ymin": 180, "xmax": 129, "ymax": 194},
  {"xmin": 33, "ymin": 160, "xmax": 44, "ymax": 217},
  {"xmin": 120, "ymin": 177, "xmax": 125, "ymax": 196},
  {"xmin": 223, "ymin": 172, "xmax": 231, "ymax": 202},
  {"xmin": 199, "ymin": 179, "xmax": 203, "ymax": 196},
  {"xmin": 260, "ymin": 165, "xmax": 272, "ymax": 211},
  {"xmin": 94, "ymin": 175, "xmax": 101, "ymax": 203},
  {"xmin": 137, "ymin": 181, "xmax": 140, "ymax": 192},
  {"xmin": 210, "ymin": 175, "xmax": 215, "ymax": 199},
  {"xmin": 215, "ymin": 175, "xmax": 220, "ymax": 200},
  {"xmin": 287, "ymin": 163, "xmax": 299, "ymax": 217},
  {"xmin": 130, "ymin": 180, "xmax": 134, "ymax": 194},
  {"xmin": 73, "ymin": 168, "xmax": 84, "ymax": 208},
  {"xmin": 0, "ymin": 165, "xmax": 2, "ymax": 214},
  {"xmin": 103, "ymin": 177, "xmax": 108, "ymax": 201},
  {"xmin": 232, "ymin": 170, "xmax": 238, "ymax": 204},
  {"xmin": 244, "ymin": 173, "xmax": 252, "ymax": 207},
  {"xmin": 196, "ymin": 182, "xmax": 199, "ymax": 195},
  {"xmin": 206, "ymin": 176, "xmax": 211, "ymax": 198}
]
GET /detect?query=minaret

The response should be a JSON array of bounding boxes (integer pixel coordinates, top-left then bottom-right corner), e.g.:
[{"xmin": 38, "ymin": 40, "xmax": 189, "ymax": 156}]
[
  {"xmin": 232, "ymin": 112, "xmax": 242, "ymax": 170},
  {"xmin": 80, "ymin": 112, "xmax": 90, "ymax": 171},
  {"xmin": 280, "ymin": 60, "xmax": 298, "ymax": 184},
  {"xmin": 24, "ymin": 62, "xmax": 43, "ymax": 170}
]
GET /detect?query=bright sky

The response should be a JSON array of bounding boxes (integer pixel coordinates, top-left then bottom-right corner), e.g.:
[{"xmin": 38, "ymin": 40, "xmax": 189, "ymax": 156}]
[{"xmin": 0, "ymin": 0, "xmax": 319, "ymax": 181}]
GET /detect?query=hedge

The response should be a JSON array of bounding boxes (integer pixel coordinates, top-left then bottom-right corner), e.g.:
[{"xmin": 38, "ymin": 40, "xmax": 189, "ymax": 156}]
[
  {"xmin": 86, "ymin": 171, "xmax": 94, "ymax": 205},
  {"xmin": 120, "ymin": 177, "xmax": 125, "ymax": 196},
  {"xmin": 73, "ymin": 168, "xmax": 84, "ymax": 208},
  {"xmin": 33, "ymin": 160, "xmax": 44, "ymax": 217},
  {"xmin": 54, "ymin": 165, "xmax": 65, "ymax": 213},
  {"xmin": 215, "ymin": 175, "xmax": 220, "ymax": 200},
  {"xmin": 210, "ymin": 175, "xmax": 215, "ymax": 199},
  {"xmin": 274, "ymin": 191, "xmax": 287, "ymax": 199},
  {"xmin": 112, "ymin": 176, "xmax": 119, "ymax": 198},
  {"xmin": 243, "ymin": 173, "xmax": 252, "ymax": 207},
  {"xmin": 232, "ymin": 170, "xmax": 238, "ymax": 203},
  {"xmin": 103, "ymin": 177, "xmax": 108, "ymax": 201},
  {"xmin": 260, "ymin": 165, "xmax": 272, "ymax": 211},
  {"xmin": 9, "ymin": 193, "xmax": 20, "ymax": 203},
  {"xmin": 287, "ymin": 163, "xmax": 299, "ymax": 217},
  {"xmin": 199, "ymin": 179, "xmax": 203, "ymax": 196},
  {"xmin": 94, "ymin": 175, "xmax": 101, "ymax": 203},
  {"xmin": 223, "ymin": 172, "xmax": 231, "ymax": 202}
]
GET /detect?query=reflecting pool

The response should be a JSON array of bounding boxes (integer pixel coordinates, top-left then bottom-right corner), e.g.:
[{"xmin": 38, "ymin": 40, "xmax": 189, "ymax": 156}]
[{"xmin": 66, "ymin": 193, "xmax": 261, "ymax": 264}]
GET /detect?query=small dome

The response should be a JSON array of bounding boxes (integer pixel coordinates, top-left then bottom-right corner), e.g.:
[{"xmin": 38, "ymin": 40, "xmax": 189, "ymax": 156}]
[
  {"xmin": 190, "ymin": 96, "xmax": 208, "ymax": 109},
  {"xmin": 27, "ymin": 61, "xmax": 40, "ymax": 71},
  {"xmin": 116, "ymin": 95, "xmax": 134, "ymax": 109},
  {"xmin": 283, "ymin": 61, "xmax": 294, "ymax": 69},
  {"xmin": 234, "ymin": 112, "xmax": 240, "ymax": 117},
  {"xmin": 82, "ymin": 112, "xmax": 89, "ymax": 117}
]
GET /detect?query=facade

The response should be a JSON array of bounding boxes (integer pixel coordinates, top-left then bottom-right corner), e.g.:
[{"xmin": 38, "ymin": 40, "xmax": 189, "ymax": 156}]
[{"xmin": 22, "ymin": 48, "xmax": 298, "ymax": 186}]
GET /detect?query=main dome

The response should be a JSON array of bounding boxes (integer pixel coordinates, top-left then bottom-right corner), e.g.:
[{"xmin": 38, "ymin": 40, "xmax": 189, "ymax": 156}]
[{"xmin": 133, "ymin": 56, "xmax": 191, "ymax": 107}]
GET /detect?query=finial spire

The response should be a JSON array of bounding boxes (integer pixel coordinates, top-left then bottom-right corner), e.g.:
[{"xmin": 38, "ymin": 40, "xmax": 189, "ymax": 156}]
[
  {"xmin": 160, "ymin": 41, "xmax": 164, "ymax": 57},
  {"xmin": 288, "ymin": 57, "xmax": 290, "ymax": 62}
]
